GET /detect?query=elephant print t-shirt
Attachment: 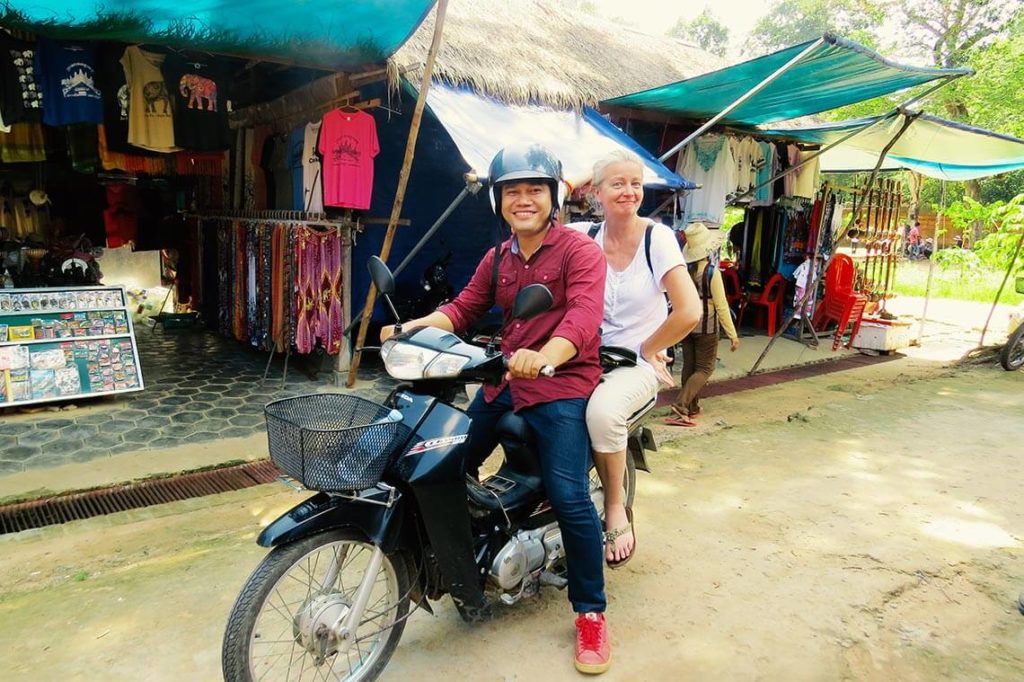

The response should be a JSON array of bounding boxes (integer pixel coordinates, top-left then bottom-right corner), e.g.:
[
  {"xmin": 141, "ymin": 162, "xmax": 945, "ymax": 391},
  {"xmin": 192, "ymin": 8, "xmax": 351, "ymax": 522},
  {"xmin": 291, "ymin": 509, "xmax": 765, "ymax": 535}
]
[
  {"xmin": 318, "ymin": 109, "xmax": 379, "ymax": 210},
  {"xmin": 161, "ymin": 54, "xmax": 230, "ymax": 151},
  {"xmin": 120, "ymin": 46, "xmax": 178, "ymax": 152}
]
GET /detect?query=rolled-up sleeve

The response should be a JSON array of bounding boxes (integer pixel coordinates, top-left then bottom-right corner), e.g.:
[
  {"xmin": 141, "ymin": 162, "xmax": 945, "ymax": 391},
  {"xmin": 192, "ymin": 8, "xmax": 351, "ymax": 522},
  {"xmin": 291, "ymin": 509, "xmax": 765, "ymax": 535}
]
[
  {"xmin": 552, "ymin": 238, "xmax": 605, "ymax": 351},
  {"xmin": 437, "ymin": 247, "xmax": 496, "ymax": 335}
]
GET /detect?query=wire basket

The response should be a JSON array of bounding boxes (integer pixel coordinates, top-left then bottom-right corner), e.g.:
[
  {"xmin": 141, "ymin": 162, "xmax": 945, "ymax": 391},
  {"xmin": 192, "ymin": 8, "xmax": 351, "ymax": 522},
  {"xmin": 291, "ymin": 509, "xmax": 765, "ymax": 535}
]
[{"xmin": 265, "ymin": 394, "xmax": 408, "ymax": 492}]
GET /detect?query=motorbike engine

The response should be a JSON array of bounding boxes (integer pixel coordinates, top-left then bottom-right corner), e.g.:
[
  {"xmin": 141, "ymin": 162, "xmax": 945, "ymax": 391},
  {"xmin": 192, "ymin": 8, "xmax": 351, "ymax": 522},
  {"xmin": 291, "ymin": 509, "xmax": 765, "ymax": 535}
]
[{"xmin": 489, "ymin": 524, "xmax": 563, "ymax": 591}]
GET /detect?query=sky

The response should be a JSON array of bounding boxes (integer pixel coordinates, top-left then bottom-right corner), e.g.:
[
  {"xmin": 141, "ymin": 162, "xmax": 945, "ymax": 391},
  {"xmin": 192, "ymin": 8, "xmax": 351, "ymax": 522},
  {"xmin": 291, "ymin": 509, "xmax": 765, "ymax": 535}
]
[{"xmin": 587, "ymin": 0, "xmax": 770, "ymax": 56}]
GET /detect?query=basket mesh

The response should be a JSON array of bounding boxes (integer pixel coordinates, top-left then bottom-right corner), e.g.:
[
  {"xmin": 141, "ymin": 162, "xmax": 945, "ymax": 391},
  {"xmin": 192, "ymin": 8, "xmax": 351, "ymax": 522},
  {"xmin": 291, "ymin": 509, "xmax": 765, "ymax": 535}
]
[{"xmin": 265, "ymin": 394, "xmax": 408, "ymax": 492}]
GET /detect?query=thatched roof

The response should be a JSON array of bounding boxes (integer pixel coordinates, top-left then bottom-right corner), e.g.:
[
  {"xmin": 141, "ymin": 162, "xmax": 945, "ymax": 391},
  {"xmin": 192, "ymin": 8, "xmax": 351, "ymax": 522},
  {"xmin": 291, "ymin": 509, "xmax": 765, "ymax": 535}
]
[{"xmin": 390, "ymin": 0, "xmax": 726, "ymax": 110}]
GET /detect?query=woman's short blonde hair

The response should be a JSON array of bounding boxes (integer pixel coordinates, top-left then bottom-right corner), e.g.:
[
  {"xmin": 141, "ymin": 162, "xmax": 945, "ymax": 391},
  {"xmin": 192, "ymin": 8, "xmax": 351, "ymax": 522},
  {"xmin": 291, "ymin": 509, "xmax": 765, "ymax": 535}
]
[{"xmin": 592, "ymin": 149, "xmax": 645, "ymax": 187}]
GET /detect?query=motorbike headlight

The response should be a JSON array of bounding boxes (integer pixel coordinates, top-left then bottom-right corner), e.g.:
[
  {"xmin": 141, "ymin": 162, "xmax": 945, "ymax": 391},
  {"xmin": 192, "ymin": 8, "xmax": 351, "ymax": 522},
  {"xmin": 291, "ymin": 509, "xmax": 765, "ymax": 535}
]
[
  {"xmin": 424, "ymin": 352, "xmax": 470, "ymax": 378},
  {"xmin": 382, "ymin": 340, "xmax": 439, "ymax": 380}
]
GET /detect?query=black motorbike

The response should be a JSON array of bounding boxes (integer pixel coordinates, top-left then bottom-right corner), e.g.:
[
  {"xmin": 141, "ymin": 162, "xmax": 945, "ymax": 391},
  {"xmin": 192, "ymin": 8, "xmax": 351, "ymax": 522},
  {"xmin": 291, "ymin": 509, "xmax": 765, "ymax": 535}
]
[
  {"xmin": 1001, "ymin": 321, "xmax": 1024, "ymax": 371},
  {"xmin": 222, "ymin": 257, "xmax": 657, "ymax": 681}
]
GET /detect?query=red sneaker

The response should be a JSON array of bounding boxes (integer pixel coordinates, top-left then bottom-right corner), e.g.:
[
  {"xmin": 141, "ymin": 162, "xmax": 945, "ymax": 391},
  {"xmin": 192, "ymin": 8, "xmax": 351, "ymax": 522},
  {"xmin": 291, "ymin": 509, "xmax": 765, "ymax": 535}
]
[{"xmin": 574, "ymin": 612, "xmax": 611, "ymax": 674}]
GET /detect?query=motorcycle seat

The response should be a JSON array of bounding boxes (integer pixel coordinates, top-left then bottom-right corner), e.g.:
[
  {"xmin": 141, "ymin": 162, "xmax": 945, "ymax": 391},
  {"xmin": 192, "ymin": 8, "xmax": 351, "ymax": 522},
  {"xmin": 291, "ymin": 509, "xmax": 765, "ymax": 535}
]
[{"xmin": 465, "ymin": 412, "xmax": 544, "ymax": 513}]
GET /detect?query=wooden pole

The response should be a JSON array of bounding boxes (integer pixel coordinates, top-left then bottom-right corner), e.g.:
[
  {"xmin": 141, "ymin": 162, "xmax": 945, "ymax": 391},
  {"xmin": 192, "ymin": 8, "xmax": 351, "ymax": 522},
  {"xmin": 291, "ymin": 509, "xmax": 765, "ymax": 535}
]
[{"xmin": 346, "ymin": 0, "xmax": 450, "ymax": 388}]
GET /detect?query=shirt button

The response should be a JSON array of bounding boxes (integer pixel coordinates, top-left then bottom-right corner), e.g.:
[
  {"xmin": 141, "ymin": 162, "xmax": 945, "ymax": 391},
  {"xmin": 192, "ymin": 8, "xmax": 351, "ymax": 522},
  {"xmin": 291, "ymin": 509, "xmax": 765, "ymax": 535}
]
[
  {"xmin": 515, "ymin": 323, "xmax": 521, "ymax": 329},
  {"xmin": 524, "ymin": 265, "xmax": 530, "ymax": 270}
]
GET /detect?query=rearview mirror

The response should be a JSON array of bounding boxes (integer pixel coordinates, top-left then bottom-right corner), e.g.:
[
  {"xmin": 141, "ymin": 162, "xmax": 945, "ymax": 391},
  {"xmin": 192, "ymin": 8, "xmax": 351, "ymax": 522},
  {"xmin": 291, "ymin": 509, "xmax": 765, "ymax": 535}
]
[
  {"xmin": 511, "ymin": 284, "xmax": 553, "ymax": 321},
  {"xmin": 367, "ymin": 256, "xmax": 396, "ymax": 296}
]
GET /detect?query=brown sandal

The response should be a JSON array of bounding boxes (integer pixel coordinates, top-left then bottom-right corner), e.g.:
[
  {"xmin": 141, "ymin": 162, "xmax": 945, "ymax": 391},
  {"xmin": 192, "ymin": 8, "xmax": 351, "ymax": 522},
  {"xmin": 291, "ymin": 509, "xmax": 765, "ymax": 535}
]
[{"xmin": 605, "ymin": 506, "xmax": 635, "ymax": 569}]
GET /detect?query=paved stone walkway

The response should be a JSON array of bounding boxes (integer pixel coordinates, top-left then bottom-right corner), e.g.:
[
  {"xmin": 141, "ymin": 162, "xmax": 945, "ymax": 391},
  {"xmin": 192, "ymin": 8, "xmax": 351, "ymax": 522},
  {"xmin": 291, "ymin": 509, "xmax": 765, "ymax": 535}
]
[{"xmin": 0, "ymin": 329, "xmax": 393, "ymax": 474}]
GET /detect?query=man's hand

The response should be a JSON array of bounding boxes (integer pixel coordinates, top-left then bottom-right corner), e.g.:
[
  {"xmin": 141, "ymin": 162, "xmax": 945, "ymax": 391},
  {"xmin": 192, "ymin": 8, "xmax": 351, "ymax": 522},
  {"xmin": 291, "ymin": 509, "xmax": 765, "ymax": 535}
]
[
  {"xmin": 505, "ymin": 348, "xmax": 552, "ymax": 381},
  {"xmin": 379, "ymin": 324, "xmax": 402, "ymax": 343},
  {"xmin": 730, "ymin": 338, "xmax": 740, "ymax": 352}
]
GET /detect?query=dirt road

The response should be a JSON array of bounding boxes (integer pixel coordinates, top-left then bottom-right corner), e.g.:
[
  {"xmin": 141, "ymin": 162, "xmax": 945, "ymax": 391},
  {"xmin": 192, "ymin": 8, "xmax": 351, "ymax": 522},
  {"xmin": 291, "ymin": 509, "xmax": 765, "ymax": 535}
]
[{"xmin": 1, "ymin": 361, "xmax": 1022, "ymax": 681}]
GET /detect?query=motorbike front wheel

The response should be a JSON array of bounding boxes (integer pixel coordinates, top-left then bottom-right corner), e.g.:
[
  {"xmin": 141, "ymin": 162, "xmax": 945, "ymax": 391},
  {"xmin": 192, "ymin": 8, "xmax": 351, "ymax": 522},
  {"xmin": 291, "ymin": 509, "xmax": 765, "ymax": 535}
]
[
  {"xmin": 222, "ymin": 530, "xmax": 411, "ymax": 682},
  {"xmin": 1000, "ymin": 324, "xmax": 1024, "ymax": 371}
]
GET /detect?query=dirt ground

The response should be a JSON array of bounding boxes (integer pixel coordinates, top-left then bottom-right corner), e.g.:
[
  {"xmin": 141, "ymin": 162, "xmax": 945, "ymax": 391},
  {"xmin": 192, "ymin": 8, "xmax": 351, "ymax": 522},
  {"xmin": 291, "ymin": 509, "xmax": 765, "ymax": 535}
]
[{"xmin": 1, "ymin": 355, "xmax": 1022, "ymax": 680}]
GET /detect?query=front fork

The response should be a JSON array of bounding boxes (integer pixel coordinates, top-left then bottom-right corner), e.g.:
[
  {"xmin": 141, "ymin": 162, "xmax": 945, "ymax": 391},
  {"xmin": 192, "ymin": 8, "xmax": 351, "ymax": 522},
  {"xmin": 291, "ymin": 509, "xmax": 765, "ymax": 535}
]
[{"xmin": 332, "ymin": 546, "xmax": 387, "ymax": 654}]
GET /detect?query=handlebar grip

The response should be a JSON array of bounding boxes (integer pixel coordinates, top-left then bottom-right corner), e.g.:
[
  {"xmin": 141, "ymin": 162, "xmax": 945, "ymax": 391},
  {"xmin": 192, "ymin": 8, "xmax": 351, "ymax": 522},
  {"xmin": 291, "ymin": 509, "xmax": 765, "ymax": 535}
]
[{"xmin": 540, "ymin": 365, "xmax": 555, "ymax": 377}]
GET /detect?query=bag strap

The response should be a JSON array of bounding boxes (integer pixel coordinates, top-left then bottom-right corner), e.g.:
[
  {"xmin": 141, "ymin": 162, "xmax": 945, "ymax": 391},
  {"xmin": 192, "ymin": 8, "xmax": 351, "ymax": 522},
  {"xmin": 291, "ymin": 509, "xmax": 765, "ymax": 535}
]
[{"xmin": 586, "ymin": 220, "xmax": 655, "ymax": 277}]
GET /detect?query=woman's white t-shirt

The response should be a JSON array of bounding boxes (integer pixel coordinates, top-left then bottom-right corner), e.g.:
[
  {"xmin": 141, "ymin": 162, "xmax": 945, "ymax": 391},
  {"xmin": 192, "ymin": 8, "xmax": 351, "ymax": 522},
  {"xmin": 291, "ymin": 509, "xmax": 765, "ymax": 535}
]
[{"xmin": 566, "ymin": 221, "xmax": 685, "ymax": 362}]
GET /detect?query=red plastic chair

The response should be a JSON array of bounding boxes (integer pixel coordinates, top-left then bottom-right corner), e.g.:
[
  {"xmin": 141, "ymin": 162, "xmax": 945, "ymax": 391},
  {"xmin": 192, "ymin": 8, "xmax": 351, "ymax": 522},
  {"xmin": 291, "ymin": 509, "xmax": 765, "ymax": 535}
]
[
  {"xmin": 739, "ymin": 273, "xmax": 786, "ymax": 336},
  {"xmin": 720, "ymin": 266, "xmax": 743, "ymax": 314}
]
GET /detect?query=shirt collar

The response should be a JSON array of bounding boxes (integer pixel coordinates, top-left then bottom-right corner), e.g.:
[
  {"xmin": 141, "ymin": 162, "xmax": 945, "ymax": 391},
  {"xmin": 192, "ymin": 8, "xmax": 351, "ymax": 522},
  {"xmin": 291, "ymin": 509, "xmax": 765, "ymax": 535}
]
[{"xmin": 507, "ymin": 221, "xmax": 563, "ymax": 256}]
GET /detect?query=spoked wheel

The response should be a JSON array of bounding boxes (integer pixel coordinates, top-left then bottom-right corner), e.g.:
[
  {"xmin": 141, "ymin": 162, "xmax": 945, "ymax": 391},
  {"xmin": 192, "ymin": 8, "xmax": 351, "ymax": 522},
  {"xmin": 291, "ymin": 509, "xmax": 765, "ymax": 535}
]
[
  {"xmin": 222, "ymin": 530, "xmax": 411, "ymax": 682},
  {"xmin": 1000, "ymin": 324, "xmax": 1024, "ymax": 371}
]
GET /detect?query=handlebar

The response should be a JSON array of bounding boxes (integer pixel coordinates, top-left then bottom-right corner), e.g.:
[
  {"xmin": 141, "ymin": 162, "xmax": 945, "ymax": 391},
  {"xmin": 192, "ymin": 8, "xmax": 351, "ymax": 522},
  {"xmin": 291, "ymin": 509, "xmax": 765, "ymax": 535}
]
[{"xmin": 501, "ymin": 356, "xmax": 555, "ymax": 378}]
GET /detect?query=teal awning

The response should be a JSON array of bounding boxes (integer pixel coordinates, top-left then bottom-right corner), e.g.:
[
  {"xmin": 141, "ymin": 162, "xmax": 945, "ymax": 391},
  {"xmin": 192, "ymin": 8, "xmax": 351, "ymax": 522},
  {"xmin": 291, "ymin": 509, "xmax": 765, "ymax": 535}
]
[
  {"xmin": 0, "ymin": 0, "xmax": 436, "ymax": 69},
  {"xmin": 602, "ymin": 34, "xmax": 971, "ymax": 126},
  {"xmin": 759, "ymin": 113, "xmax": 1024, "ymax": 181}
]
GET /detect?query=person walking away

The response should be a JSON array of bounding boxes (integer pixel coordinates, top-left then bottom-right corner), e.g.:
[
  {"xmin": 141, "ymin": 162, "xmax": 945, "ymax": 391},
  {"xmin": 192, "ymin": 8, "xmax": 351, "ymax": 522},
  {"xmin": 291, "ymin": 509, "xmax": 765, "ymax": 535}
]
[
  {"xmin": 380, "ymin": 144, "xmax": 612, "ymax": 674},
  {"xmin": 567, "ymin": 150, "xmax": 701, "ymax": 568},
  {"xmin": 667, "ymin": 222, "xmax": 740, "ymax": 427}
]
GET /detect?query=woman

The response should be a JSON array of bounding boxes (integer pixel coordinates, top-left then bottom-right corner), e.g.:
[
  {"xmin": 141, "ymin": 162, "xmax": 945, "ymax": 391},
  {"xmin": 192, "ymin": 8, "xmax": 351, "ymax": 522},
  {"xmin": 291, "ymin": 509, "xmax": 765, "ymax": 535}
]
[
  {"xmin": 569, "ymin": 150, "xmax": 701, "ymax": 567},
  {"xmin": 666, "ymin": 222, "xmax": 740, "ymax": 427}
]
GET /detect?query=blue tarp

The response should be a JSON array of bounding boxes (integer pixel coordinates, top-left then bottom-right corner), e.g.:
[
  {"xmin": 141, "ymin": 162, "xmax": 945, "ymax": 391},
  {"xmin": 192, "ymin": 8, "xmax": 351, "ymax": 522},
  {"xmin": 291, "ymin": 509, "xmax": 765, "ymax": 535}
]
[
  {"xmin": 1, "ymin": 0, "xmax": 436, "ymax": 68},
  {"xmin": 758, "ymin": 113, "xmax": 1024, "ymax": 181},
  {"xmin": 422, "ymin": 83, "xmax": 693, "ymax": 190},
  {"xmin": 602, "ymin": 34, "xmax": 971, "ymax": 126}
]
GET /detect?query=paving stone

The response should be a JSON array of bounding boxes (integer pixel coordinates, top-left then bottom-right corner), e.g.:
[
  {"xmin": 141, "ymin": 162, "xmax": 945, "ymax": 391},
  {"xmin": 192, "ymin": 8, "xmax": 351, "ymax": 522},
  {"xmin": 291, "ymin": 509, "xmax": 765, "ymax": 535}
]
[
  {"xmin": 4, "ymin": 445, "xmax": 41, "ymax": 461},
  {"xmin": 17, "ymin": 429, "xmax": 61, "ymax": 447},
  {"xmin": 32, "ymin": 418, "xmax": 76, "ymax": 430},
  {"xmin": 159, "ymin": 396, "xmax": 192, "ymax": 406},
  {"xmin": 228, "ymin": 414, "xmax": 264, "ymax": 427},
  {"xmin": 59, "ymin": 425, "xmax": 100, "ymax": 441},
  {"xmin": 206, "ymin": 407, "xmax": 237, "ymax": 420},
  {"xmin": 70, "ymin": 448, "xmax": 104, "ymax": 463},
  {"xmin": 220, "ymin": 426, "xmax": 257, "ymax": 439},
  {"xmin": 103, "ymin": 419, "xmax": 139, "ymax": 433},
  {"xmin": 146, "ymin": 436, "xmax": 186, "ymax": 450},
  {"xmin": 188, "ymin": 401, "xmax": 215, "ymax": 413},
  {"xmin": 127, "ymin": 399, "xmax": 160, "ymax": 411},
  {"xmin": 183, "ymin": 431, "xmax": 220, "ymax": 444},
  {"xmin": 86, "ymin": 433, "xmax": 126, "ymax": 449},
  {"xmin": 0, "ymin": 422, "xmax": 37, "ymax": 437},
  {"xmin": 122, "ymin": 428, "xmax": 163, "ymax": 443},
  {"xmin": 112, "ymin": 409, "xmax": 148, "ymax": 422},
  {"xmin": 135, "ymin": 415, "xmax": 173, "ymax": 430},
  {"xmin": 0, "ymin": 460, "xmax": 25, "ymax": 474},
  {"xmin": 24, "ymin": 452, "xmax": 74, "ymax": 469},
  {"xmin": 201, "ymin": 419, "xmax": 232, "ymax": 434},
  {"xmin": 214, "ymin": 397, "xmax": 246, "ymax": 409},
  {"xmin": 73, "ymin": 412, "xmax": 114, "ymax": 425},
  {"xmin": 170, "ymin": 412, "xmax": 205, "ymax": 425}
]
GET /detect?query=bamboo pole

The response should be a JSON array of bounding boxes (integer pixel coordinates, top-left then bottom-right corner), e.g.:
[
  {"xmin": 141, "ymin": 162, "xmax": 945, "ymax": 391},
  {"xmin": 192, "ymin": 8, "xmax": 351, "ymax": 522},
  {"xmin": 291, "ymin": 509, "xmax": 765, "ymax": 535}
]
[{"xmin": 346, "ymin": 0, "xmax": 450, "ymax": 388}]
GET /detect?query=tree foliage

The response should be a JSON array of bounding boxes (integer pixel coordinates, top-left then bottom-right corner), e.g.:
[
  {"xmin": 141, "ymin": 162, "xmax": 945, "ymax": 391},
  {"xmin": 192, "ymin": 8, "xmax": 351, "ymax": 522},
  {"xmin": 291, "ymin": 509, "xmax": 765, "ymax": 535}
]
[
  {"xmin": 744, "ymin": 0, "xmax": 882, "ymax": 55},
  {"xmin": 669, "ymin": 9, "xmax": 729, "ymax": 57}
]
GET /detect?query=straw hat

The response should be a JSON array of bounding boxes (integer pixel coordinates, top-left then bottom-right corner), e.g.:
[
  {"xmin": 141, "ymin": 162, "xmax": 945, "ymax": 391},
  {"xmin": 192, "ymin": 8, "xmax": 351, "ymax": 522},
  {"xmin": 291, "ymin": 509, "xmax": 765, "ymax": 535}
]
[{"xmin": 682, "ymin": 222, "xmax": 722, "ymax": 263}]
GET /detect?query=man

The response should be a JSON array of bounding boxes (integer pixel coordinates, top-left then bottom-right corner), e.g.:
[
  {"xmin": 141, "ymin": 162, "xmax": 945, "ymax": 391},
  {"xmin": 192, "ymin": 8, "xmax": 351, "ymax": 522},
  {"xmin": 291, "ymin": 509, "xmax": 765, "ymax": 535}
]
[{"xmin": 380, "ymin": 144, "xmax": 611, "ymax": 674}]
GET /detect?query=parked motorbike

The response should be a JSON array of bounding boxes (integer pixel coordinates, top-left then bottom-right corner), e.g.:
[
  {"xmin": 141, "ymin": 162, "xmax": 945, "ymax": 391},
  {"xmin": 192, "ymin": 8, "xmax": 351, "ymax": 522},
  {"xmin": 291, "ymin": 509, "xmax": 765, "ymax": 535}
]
[
  {"xmin": 1000, "ymin": 322, "xmax": 1024, "ymax": 371},
  {"xmin": 222, "ymin": 257, "xmax": 657, "ymax": 681}
]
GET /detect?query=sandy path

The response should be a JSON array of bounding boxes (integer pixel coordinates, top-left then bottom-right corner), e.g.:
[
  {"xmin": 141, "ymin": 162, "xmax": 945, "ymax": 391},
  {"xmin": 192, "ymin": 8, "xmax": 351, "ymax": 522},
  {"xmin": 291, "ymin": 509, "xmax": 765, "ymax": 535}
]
[{"xmin": 1, "ymin": 362, "xmax": 1022, "ymax": 681}]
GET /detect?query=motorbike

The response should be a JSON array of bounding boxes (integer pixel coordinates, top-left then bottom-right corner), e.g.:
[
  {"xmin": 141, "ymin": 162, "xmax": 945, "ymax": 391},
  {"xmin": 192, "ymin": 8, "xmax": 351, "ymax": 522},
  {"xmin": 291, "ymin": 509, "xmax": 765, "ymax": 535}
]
[
  {"xmin": 1000, "ymin": 321, "xmax": 1024, "ymax": 371},
  {"xmin": 222, "ymin": 257, "xmax": 657, "ymax": 681}
]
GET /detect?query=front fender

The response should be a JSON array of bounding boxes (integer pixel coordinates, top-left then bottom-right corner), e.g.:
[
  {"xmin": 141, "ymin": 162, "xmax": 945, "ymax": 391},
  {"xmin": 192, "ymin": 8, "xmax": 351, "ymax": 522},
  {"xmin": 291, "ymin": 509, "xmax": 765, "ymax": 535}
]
[{"xmin": 257, "ymin": 487, "xmax": 406, "ymax": 551}]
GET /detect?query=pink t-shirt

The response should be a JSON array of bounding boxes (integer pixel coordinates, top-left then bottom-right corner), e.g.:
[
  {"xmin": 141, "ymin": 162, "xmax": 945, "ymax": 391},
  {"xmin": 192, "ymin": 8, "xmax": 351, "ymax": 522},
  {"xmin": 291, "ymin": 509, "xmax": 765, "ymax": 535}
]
[{"xmin": 318, "ymin": 109, "xmax": 379, "ymax": 210}]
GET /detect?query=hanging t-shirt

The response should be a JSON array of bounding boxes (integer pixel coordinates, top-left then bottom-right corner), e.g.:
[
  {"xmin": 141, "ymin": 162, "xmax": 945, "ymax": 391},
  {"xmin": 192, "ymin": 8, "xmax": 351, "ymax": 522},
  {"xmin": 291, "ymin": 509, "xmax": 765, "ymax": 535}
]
[
  {"xmin": 161, "ymin": 54, "xmax": 230, "ymax": 151},
  {"xmin": 0, "ymin": 35, "xmax": 43, "ymax": 124},
  {"xmin": 302, "ymin": 121, "xmax": 323, "ymax": 213},
  {"xmin": 96, "ymin": 44, "xmax": 144, "ymax": 154},
  {"xmin": 286, "ymin": 126, "xmax": 305, "ymax": 211},
  {"xmin": 677, "ymin": 133, "xmax": 737, "ymax": 227},
  {"xmin": 318, "ymin": 109, "xmax": 379, "ymax": 210},
  {"xmin": 751, "ymin": 141, "xmax": 776, "ymax": 207},
  {"xmin": 119, "ymin": 46, "xmax": 178, "ymax": 152},
  {"xmin": 792, "ymin": 150, "xmax": 821, "ymax": 199},
  {"xmin": 0, "ymin": 106, "xmax": 9, "ymax": 133},
  {"xmin": 36, "ymin": 39, "xmax": 103, "ymax": 127}
]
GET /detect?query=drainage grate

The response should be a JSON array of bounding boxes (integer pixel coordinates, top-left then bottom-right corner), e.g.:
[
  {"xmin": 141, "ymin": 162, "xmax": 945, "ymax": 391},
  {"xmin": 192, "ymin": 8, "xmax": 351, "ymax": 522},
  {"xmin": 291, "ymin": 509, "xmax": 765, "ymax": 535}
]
[{"xmin": 0, "ymin": 460, "xmax": 283, "ymax": 535}]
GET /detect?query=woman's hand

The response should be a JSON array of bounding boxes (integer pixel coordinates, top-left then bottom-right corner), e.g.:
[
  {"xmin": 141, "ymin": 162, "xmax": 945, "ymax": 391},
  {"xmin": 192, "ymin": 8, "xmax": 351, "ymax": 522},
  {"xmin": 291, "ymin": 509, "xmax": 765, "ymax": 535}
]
[
  {"xmin": 643, "ymin": 347, "xmax": 675, "ymax": 388},
  {"xmin": 730, "ymin": 338, "xmax": 740, "ymax": 352}
]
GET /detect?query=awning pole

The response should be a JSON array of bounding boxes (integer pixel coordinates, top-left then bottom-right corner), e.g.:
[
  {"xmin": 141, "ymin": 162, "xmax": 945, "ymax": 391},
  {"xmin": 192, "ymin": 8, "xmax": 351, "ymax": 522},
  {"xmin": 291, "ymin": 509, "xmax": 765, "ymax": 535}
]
[
  {"xmin": 347, "ymin": 0, "xmax": 449, "ymax": 388},
  {"xmin": 917, "ymin": 179, "xmax": 945, "ymax": 344},
  {"xmin": 657, "ymin": 37, "xmax": 826, "ymax": 164},
  {"xmin": 748, "ymin": 112, "xmax": 919, "ymax": 375}
]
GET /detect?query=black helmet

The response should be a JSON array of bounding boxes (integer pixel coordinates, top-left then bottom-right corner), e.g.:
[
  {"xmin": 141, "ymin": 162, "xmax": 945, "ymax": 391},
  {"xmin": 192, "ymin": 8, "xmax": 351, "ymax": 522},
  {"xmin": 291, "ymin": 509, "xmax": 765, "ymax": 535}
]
[{"xmin": 487, "ymin": 143, "xmax": 564, "ymax": 219}]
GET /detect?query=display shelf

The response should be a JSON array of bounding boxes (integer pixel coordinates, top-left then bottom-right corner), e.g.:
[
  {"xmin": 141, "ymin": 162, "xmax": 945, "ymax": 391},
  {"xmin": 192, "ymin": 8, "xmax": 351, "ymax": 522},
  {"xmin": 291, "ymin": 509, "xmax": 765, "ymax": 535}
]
[
  {"xmin": 2, "ymin": 334, "xmax": 132, "ymax": 346},
  {"xmin": 0, "ymin": 286, "xmax": 144, "ymax": 408}
]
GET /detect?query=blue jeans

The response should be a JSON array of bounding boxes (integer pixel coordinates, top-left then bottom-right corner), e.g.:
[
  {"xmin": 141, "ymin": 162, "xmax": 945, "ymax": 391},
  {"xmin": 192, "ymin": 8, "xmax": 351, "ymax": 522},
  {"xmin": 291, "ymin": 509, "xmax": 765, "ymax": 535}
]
[{"xmin": 464, "ymin": 387, "xmax": 606, "ymax": 614}]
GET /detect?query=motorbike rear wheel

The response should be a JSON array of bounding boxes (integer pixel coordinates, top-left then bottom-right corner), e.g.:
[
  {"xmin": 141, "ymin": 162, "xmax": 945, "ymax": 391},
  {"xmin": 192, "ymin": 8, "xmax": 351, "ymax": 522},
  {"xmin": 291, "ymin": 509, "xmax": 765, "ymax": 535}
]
[
  {"xmin": 222, "ymin": 530, "xmax": 411, "ymax": 682},
  {"xmin": 1001, "ymin": 324, "xmax": 1024, "ymax": 371}
]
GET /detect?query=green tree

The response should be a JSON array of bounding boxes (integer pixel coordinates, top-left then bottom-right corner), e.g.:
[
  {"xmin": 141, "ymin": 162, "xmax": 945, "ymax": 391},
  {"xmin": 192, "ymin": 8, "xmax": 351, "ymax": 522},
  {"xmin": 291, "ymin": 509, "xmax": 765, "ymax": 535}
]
[
  {"xmin": 669, "ymin": 9, "xmax": 730, "ymax": 57},
  {"xmin": 744, "ymin": 0, "xmax": 882, "ymax": 55}
]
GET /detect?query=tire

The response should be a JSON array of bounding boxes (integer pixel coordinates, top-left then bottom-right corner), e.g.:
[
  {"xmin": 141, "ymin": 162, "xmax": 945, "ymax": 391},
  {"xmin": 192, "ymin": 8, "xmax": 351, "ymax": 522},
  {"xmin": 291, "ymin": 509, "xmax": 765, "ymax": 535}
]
[
  {"xmin": 222, "ymin": 530, "xmax": 411, "ymax": 682},
  {"xmin": 1000, "ymin": 324, "xmax": 1024, "ymax": 371}
]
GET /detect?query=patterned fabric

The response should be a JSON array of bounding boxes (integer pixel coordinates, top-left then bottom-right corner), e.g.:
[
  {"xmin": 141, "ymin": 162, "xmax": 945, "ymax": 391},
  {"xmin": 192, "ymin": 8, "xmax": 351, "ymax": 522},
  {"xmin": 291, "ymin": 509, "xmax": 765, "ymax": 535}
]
[
  {"xmin": 320, "ymin": 229, "xmax": 344, "ymax": 354},
  {"xmin": 216, "ymin": 221, "xmax": 231, "ymax": 336},
  {"xmin": 294, "ymin": 225, "xmax": 320, "ymax": 354}
]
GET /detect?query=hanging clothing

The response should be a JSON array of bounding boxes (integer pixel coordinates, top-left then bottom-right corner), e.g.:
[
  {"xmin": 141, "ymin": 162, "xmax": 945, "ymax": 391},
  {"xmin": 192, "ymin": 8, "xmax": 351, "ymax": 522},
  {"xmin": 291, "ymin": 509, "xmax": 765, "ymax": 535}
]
[
  {"xmin": 120, "ymin": 46, "xmax": 178, "ymax": 152},
  {"xmin": 751, "ymin": 141, "xmax": 775, "ymax": 207},
  {"xmin": 0, "ymin": 34, "xmax": 43, "ymax": 124},
  {"xmin": 95, "ymin": 44, "xmax": 144, "ymax": 154},
  {"xmin": 301, "ymin": 121, "xmax": 324, "ymax": 212},
  {"xmin": 793, "ymin": 150, "xmax": 821, "ymax": 199},
  {"xmin": 286, "ymin": 126, "xmax": 305, "ymax": 211},
  {"xmin": 782, "ymin": 144, "xmax": 800, "ymax": 197},
  {"xmin": 65, "ymin": 123, "xmax": 99, "ymax": 173},
  {"xmin": 161, "ymin": 53, "xmax": 230, "ymax": 151},
  {"xmin": 36, "ymin": 38, "xmax": 103, "ymax": 127},
  {"xmin": 677, "ymin": 133, "xmax": 736, "ymax": 227},
  {"xmin": 318, "ymin": 109, "xmax": 379, "ymax": 210},
  {"xmin": 0, "ymin": 122, "xmax": 45, "ymax": 163},
  {"xmin": 0, "ymin": 106, "xmax": 9, "ymax": 133}
]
